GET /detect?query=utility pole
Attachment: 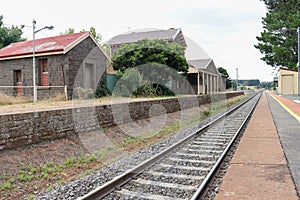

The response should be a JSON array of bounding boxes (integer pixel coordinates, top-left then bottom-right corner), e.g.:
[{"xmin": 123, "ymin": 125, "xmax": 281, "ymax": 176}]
[
  {"xmin": 297, "ymin": 27, "xmax": 300, "ymax": 96},
  {"xmin": 236, "ymin": 68, "xmax": 238, "ymax": 91},
  {"xmin": 32, "ymin": 20, "xmax": 53, "ymax": 104}
]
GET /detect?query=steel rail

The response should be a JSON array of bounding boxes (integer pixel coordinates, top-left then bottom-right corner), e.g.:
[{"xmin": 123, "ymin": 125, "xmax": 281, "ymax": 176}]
[
  {"xmin": 77, "ymin": 93, "xmax": 259, "ymax": 200},
  {"xmin": 190, "ymin": 92, "xmax": 262, "ymax": 199}
]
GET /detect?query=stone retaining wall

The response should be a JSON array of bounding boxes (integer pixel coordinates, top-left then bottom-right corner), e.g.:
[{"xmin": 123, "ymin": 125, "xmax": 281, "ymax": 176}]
[{"xmin": 0, "ymin": 92, "xmax": 244, "ymax": 151}]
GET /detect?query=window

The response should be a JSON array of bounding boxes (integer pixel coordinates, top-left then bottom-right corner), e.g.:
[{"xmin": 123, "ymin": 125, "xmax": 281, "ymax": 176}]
[
  {"xmin": 39, "ymin": 59, "xmax": 49, "ymax": 86},
  {"xmin": 14, "ymin": 70, "xmax": 22, "ymax": 83},
  {"xmin": 14, "ymin": 70, "xmax": 22, "ymax": 96},
  {"xmin": 40, "ymin": 59, "xmax": 48, "ymax": 73}
]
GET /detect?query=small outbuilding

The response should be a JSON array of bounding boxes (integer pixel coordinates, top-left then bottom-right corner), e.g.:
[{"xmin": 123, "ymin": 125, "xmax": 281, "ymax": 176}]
[
  {"xmin": 277, "ymin": 68, "xmax": 298, "ymax": 95},
  {"xmin": 0, "ymin": 32, "xmax": 109, "ymax": 99},
  {"xmin": 105, "ymin": 28, "xmax": 226, "ymax": 94}
]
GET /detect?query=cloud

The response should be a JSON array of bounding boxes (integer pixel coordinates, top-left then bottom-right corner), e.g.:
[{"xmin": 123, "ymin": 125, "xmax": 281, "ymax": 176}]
[
  {"xmin": 168, "ymin": 1, "xmax": 264, "ymax": 33},
  {"xmin": 2, "ymin": 0, "xmax": 272, "ymax": 81}
]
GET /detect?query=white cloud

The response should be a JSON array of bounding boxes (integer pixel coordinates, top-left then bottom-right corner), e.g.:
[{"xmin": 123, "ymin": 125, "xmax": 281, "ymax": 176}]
[{"xmin": 1, "ymin": 0, "xmax": 273, "ymax": 81}]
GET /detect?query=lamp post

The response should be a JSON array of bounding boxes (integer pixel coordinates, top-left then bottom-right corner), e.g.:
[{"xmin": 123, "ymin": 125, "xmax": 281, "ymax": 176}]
[
  {"xmin": 236, "ymin": 68, "xmax": 238, "ymax": 91},
  {"xmin": 297, "ymin": 27, "xmax": 300, "ymax": 96},
  {"xmin": 32, "ymin": 19, "xmax": 53, "ymax": 104}
]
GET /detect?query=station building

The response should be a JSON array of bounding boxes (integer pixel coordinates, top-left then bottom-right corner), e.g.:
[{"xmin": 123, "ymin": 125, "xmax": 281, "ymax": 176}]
[{"xmin": 106, "ymin": 28, "xmax": 226, "ymax": 94}]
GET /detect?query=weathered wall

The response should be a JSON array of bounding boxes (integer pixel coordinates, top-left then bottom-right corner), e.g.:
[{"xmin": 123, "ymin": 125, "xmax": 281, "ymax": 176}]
[
  {"xmin": 67, "ymin": 37, "xmax": 107, "ymax": 98},
  {"xmin": 0, "ymin": 55, "xmax": 68, "ymax": 98},
  {"xmin": 0, "ymin": 37, "xmax": 108, "ymax": 99},
  {"xmin": 0, "ymin": 92, "xmax": 244, "ymax": 151},
  {"xmin": 0, "ymin": 58, "xmax": 35, "ymax": 96}
]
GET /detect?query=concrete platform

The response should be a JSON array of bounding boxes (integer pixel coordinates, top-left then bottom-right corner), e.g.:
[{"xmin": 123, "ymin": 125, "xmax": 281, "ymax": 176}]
[
  {"xmin": 269, "ymin": 93, "xmax": 300, "ymax": 122},
  {"xmin": 215, "ymin": 92, "xmax": 299, "ymax": 200},
  {"xmin": 267, "ymin": 92, "xmax": 300, "ymax": 197}
]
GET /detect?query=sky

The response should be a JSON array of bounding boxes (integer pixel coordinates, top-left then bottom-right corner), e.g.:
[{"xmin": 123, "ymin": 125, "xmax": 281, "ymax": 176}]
[{"xmin": 1, "ymin": 0, "xmax": 275, "ymax": 82}]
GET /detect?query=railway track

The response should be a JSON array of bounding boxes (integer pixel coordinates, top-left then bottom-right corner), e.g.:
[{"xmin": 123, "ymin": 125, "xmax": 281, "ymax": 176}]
[{"xmin": 78, "ymin": 93, "xmax": 261, "ymax": 200}]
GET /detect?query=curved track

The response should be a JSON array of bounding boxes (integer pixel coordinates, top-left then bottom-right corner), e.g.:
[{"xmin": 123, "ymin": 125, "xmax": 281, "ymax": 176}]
[{"xmin": 78, "ymin": 93, "xmax": 262, "ymax": 200}]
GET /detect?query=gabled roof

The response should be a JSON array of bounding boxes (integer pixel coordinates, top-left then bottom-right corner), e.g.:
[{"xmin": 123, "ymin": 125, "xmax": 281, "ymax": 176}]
[
  {"xmin": 279, "ymin": 67, "xmax": 298, "ymax": 72},
  {"xmin": 106, "ymin": 28, "xmax": 187, "ymax": 47},
  {"xmin": 0, "ymin": 32, "xmax": 107, "ymax": 60},
  {"xmin": 188, "ymin": 59, "xmax": 212, "ymax": 70},
  {"xmin": 188, "ymin": 59, "xmax": 219, "ymax": 76}
]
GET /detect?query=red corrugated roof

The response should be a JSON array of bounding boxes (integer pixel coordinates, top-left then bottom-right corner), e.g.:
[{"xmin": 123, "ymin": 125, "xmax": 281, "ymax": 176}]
[
  {"xmin": 279, "ymin": 67, "xmax": 298, "ymax": 72},
  {"xmin": 0, "ymin": 32, "xmax": 89, "ymax": 59}
]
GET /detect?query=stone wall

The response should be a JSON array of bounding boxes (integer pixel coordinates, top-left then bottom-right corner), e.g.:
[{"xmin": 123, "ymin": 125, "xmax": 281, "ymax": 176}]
[
  {"xmin": 0, "ymin": 55, "xmax": 68, "ymax": 98},
  {"xmin": 0, "ymin": 92, "xmax": 244, "ymax": 151},
  {"xmin": 0, "ymin": 58, "xmax": 34, "ymax": 96}
]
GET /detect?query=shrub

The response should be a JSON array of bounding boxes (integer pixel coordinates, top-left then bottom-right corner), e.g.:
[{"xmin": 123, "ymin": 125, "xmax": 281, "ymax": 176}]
[
  {"xmin": 95, "ymin": 73, "xmax": 111, "ymax": 98},
  {"xmin": 48, "ymin": 93, "xmax": 66, "ymax": 101},
  {"xmin": 73, "ymin": 87, "xmax": 94, "ymax": 99},
  {"xmin": 113, "ymin": 68, "xmax": 144, "ymax": 97},
  {"xmin": 133, "ymin": 83, "xmax": 175, "ymax": 97}
]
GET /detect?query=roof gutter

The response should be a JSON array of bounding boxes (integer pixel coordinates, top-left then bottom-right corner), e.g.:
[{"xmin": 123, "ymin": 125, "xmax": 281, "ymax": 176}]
[{"xmin": 0, "ymin": 51, "xmax": 65, "ymax": 61}]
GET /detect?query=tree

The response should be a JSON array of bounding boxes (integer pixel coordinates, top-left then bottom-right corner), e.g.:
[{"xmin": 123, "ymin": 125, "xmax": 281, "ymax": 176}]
[
  {"xmin": 238, "ymin": 79, "xmax": 260, "ymax": 86},
  {"xmin": 257, "ymin": 81, "xmax": 275, "ymax": 90},
  {"xmin": 0, "ymin": 15, "xmax": 25, "ymax": 49},
  {"xmin": 218, "ymin": 67, "xmax": 232, "ymax": 89},
  {"xmin": 60, "ymin": 27, "xmax": 75, "ymax": 35},
  {"xmin": 111, "ymin": 39, "xmax": 189, "ymax": 96},
  {"xmin": 61, "ymin": 26, "xmax": 102, "ymax": 42},
  {"xmin": 254, "ymin": 0, "xmax": 300, "ymax": 70},
  {"xmin": 112, "ymin": 39, "xmax": 188, "ymax": 73},
  {"xmin": 87, "ymin": 26, "xmax": 101, "ymax": 42}
]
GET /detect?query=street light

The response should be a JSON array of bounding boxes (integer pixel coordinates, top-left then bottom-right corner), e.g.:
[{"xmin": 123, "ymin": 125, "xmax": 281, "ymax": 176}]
[
  {"xmin": 32, "ymin": 19, "xmax": 54, "ymax": 104},
  {"xmin": 290, "ymin": 27, "xmax": 300, "ymax": 96},
  {"xmin": 236, "ymin": 68, "xmax": 238, "ymax": 91}
]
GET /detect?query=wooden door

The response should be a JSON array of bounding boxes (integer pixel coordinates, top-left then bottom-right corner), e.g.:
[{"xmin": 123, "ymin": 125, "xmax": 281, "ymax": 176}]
[{"xmin": 282, "ymin": 75, "xmax": 294, "ymax": 94}]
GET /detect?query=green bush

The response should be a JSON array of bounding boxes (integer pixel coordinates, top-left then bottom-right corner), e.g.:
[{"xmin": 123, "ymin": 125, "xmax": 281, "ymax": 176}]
[
  {"xmin": 95, "ymin": 74, "xmax": 111, "ymax": 98},
  {"xmin": 133, "ymin": 83, "xmax": 175, "ymax": 97},
  {"xmin": 113, "ymin": 69, "xmax": 144, "ymax": 97}
]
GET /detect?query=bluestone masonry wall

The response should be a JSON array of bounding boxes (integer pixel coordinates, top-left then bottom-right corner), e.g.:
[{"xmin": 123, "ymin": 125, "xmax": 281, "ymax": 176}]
[{"xmin": 0, "ymin": 92, "xmax": 243, "ymax": 151}]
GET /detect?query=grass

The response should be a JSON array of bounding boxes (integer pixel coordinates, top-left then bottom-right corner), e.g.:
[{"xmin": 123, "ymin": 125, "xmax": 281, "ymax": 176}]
[
  {"xmin": 0, "ymin": 92, "xmax": 174, "ymax": 106},
  {"xmin": 0, "ymin": 151, "xmax": 105, "ymax": 196},
  {"xmin": 3, "ymin": 181, "xmax": 11, "ymax": 191},
  {"xmin": 47, "ymin": 93, "xmax": 66, "ymax": 101},
  {"xmin": 64, "ymin": 156, "xmax": 76, "ymax": 167},
  {"xmin": 117, "ymin": 95, "xmax": 248, "ymax": 151},
  {"xmin": 93, "ymin": 146, "xmax": 114, "ymax": 160},
  {"xmin": 25, "ymin": 195, "xmax": 35, "ymax": 200},
  {"xmin": 1, "ymin": 172, "xmax": 7, "ymax": 179},
  {"xmin": 203, "ymin": 110, "xmax": 212, "ymax": 116},
  {"xmin": 0, "ymin": 92, "xmax": 67, "ymax": 105},
  {"xmin": 0, "ymin": 93, "xmax": 31, "ymax": 105},
  {"xmin": 0, "ymin": 177, "xmax": 16, "ymax": 192}
]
